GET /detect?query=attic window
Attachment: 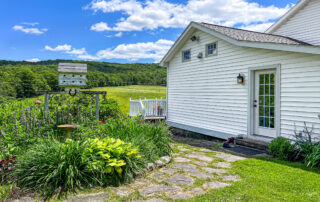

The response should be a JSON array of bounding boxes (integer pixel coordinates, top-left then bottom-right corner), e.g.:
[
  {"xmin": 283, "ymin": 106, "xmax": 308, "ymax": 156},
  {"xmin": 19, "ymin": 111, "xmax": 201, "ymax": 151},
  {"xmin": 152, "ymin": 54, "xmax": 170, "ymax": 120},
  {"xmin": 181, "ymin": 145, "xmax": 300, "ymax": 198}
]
[
  {"xmin": 182, "ymin": 50, "xmax": 191, "ymax": 62},
  {"xmin": 206, "ymin": 42, "xmax": 217, "ymax": 56}
]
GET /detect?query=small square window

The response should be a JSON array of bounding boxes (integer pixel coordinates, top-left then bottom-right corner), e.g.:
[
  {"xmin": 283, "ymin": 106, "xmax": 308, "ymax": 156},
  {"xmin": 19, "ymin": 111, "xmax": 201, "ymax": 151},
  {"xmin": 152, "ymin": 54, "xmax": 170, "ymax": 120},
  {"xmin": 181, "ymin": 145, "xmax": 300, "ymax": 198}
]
[
  {"xmin": 206, "ymin": 43, "xmax": 217, "ymax": 56},
  {"xmin": 182, "ymin": 50, "xmax": 191, "ymax": 62}
]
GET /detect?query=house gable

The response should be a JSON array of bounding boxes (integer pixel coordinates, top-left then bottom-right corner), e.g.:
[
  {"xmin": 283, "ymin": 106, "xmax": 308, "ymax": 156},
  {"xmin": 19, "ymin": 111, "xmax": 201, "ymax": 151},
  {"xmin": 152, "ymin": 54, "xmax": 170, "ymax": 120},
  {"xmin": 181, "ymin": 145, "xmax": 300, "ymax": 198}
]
[
  {"xmin": 160, "ymin": 21, "xmax": 320, "ymax": 66},
  {"xmin": 266, "ymin": 0, "xmax": 320, "ymax": 46}
]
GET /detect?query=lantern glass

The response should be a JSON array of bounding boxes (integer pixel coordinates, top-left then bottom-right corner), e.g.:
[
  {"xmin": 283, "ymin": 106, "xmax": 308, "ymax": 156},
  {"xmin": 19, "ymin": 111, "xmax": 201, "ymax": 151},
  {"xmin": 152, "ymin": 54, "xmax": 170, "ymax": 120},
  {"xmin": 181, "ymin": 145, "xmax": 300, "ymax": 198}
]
[{"xmin": 237, "ymin": 74, "xmax": 244, "ymax": 84}]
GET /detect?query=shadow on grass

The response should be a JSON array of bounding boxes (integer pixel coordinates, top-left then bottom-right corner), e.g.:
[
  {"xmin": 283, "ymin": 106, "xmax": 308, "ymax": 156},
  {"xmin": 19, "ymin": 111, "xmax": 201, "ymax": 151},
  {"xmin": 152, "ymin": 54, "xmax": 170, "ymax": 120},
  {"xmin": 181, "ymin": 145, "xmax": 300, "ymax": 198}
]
[{"xmin": 253, "ymin": 156, "xmax": 320, "ymax": 175}]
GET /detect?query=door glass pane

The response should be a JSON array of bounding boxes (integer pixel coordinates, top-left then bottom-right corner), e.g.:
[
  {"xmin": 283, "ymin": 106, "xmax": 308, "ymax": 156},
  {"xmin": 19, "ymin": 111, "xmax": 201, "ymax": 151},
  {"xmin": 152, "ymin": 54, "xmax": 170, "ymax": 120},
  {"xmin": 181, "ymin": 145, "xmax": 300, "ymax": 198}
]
[
  {"xmin": 259, "ymin": 117, "xmax": 264, "ymax": 127},
  {"xmin": 258, "ymin": 72, "xmax": 275, "ymax": 129},
  {"xmin": 260, "ymin": 75, "xmax": 265, "ymax": 84},
  {"xmin": 259, "ymin": 106, "xmax": 264, "ymax": 116},
  {"xmin": 265, "ymin": 117, "xmax": 270, "ymax": 127},
  {"xmin": 270, "ymin": 107, "xmax": 274, "ymax": 117},
  {"xmin": 264, "ymin": 107, "xmax": 269, "ymax": 117},
  {"xmin": 270, "ymin": 74, "xmax": 275, "ymax": 84},
  {"xmin": 270, "ymin": 96, "xmax": 275, "ymax": 106},
  {"xmin": 265, "ymin": 96, "xmax": 270, "ymax": 106},
  {"xmin": 259, "ymin": 96, "xmax": 264, "ymax": 105},
  {"xmin": 265, "ymin": 74, "xmax": 270, "ymax": 84},
  {"xmin": 270, "ymin": 118, "xmax": 275, "ymax": 128},
  {"xmin": 270, "ymin": 85, "xmax": 275, "ymax": 95},
  {"xmin": 259, "ymin": 85, "xmax": 264, "ymax": 95}
]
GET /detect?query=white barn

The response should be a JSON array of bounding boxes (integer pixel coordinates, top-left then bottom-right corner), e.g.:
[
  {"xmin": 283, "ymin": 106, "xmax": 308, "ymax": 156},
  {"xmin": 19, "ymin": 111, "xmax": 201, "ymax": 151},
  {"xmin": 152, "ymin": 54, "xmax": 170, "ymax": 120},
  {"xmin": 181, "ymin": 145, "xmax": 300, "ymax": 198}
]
[{"xmin": 160, "ymin": 0, "xmax": 320, "ymax": 142}]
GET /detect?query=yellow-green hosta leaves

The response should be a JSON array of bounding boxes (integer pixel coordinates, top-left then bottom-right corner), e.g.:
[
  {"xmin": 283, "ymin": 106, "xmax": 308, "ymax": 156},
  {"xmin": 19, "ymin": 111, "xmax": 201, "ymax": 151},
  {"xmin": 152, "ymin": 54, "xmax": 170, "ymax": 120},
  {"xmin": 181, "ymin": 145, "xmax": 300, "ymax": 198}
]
[{"xmin": 83, "ymin": 137, "xmax": 140, "ymax": 175}]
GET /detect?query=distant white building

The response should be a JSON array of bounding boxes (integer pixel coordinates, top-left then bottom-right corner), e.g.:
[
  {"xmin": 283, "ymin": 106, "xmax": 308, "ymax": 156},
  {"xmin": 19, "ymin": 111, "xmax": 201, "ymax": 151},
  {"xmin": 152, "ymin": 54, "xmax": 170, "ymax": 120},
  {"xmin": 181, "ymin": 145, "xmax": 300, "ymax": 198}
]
[{"xmin": 160, "ymin": 0, "xmax": 320, "ymax": 141}]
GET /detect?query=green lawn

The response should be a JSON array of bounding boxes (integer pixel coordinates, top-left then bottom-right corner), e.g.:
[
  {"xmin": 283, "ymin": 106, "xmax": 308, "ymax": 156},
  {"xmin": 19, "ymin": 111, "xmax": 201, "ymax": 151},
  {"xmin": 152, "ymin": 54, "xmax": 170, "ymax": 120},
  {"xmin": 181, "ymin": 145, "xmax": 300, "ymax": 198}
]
[
  {"xmin": 92, "ymin": 85, "xmax": 166, "ymax": 114},
  {"xmin": 191, "ymin": 157, "xmax": 320, "ymax": 201}
]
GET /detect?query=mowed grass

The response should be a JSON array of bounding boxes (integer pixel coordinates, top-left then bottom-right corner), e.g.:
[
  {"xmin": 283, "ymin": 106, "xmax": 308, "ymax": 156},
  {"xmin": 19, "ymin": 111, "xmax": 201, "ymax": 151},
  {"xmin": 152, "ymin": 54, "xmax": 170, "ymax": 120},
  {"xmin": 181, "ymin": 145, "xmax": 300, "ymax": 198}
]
[
  {"xmin": 190, "ymin": 157, "xmax": 320, "ymax": 202},
  {"xmin": 91, "ymin": 85, "xmax": 166, "ymax": 114}
]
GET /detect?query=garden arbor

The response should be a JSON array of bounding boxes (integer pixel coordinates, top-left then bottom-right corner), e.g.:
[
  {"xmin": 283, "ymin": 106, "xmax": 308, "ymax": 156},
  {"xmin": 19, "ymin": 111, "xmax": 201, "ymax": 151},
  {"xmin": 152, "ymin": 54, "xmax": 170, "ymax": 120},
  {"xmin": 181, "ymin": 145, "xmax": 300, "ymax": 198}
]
[{"xmin": 37, "ymin": 63, "xmax": 106, "ymax": 121}]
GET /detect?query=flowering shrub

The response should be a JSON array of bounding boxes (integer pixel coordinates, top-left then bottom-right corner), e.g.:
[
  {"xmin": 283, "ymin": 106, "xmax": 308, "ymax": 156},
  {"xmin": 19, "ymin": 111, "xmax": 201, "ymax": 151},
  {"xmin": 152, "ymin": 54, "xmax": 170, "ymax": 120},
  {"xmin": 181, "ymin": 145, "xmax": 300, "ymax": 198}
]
[{"xmin": 0, "ymin": 156, "xmax": 16, "ymax": 183}]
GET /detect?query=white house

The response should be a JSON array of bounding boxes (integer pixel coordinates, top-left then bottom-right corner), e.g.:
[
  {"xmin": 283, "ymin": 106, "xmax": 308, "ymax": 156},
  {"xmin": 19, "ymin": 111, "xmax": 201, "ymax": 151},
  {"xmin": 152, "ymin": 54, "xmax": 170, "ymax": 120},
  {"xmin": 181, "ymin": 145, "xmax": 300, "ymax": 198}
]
[{"xmin": 160, "ymin": 0, "xmax": 320, "ymax": 141}]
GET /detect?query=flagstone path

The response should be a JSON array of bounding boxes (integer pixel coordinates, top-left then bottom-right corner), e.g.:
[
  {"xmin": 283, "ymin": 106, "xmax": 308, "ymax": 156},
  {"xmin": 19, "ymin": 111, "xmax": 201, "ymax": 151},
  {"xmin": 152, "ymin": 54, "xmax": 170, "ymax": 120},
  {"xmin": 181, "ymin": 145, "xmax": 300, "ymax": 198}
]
[{"xmin": 65, "ymin": 143, "xmax": 247, "ymax": 201}]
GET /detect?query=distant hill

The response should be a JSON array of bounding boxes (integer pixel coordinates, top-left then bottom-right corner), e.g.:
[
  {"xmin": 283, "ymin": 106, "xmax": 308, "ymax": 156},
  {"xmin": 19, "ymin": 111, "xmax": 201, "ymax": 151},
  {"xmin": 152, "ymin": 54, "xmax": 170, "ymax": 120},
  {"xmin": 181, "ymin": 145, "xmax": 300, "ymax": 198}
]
[{"xmin": 0, "ymin": 60, "xmax": 166, "ymax": 102}]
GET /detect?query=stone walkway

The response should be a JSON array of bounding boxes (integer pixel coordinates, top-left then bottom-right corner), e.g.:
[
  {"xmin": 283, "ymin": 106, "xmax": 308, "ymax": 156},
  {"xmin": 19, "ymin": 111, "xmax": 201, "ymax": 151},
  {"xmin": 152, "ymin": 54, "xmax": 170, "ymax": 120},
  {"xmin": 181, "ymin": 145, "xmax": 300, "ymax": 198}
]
[{"xmin": 66, "ymin": 143, "xmax": 247, "ymax": 202}]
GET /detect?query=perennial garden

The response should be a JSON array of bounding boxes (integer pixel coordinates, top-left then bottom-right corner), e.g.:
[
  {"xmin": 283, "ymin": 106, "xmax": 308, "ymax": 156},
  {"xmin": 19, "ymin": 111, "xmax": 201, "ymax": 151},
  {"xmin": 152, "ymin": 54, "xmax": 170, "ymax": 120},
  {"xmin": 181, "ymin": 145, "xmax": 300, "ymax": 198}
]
[{"xmin": 0, "ymin": 94, "xmax": 172, "ymax": 200}]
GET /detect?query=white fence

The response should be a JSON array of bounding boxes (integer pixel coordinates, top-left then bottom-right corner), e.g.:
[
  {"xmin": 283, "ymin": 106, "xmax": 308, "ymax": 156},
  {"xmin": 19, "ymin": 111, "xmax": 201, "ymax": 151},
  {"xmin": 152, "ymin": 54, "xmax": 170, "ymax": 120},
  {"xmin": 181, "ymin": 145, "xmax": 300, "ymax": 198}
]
[{"xmin": 129, "ymin": 98, "xmax": 167, "ymax": 118}]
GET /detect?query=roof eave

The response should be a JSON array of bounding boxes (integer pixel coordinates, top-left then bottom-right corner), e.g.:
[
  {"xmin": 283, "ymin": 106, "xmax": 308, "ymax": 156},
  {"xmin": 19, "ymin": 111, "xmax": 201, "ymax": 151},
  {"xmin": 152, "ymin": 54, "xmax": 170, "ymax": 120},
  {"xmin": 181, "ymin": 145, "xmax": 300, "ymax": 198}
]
[
  {"xmin": 266, "ymin": 0, "xmax": 309, "ymax": 33},
  {"xmin": 160, "ymin": 22, "xmax": 196, "ymax": 66},
  {"xmin": 160, "ymin": 21, "xmax": 320, "ymax": 67}
]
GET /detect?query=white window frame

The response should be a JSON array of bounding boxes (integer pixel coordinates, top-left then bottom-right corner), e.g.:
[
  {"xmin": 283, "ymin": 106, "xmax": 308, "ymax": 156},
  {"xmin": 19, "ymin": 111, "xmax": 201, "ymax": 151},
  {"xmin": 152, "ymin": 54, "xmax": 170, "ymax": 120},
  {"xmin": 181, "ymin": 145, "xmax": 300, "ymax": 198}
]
[
  {"xmin": 206, "ymin": 42, "xmax": 218, "ymax": 57},
  {"xmin": 182, "ymin": 49, "xmax": 191, "ymax": 62}
]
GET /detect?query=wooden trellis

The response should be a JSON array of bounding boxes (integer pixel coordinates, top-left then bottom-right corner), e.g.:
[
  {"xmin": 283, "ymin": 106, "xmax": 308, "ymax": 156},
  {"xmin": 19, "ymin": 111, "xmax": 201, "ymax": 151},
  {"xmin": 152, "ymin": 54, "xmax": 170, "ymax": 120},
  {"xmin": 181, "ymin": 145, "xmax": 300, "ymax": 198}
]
[{"xmin": 36, "ymin": 63, "xmax": 107, "ymax": 121}]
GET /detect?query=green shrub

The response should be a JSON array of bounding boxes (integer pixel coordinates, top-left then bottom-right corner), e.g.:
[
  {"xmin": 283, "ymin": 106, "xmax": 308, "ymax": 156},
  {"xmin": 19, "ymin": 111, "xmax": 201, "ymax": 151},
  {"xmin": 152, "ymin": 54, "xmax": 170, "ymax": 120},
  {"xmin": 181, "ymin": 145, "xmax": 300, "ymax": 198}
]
[
  {"xmin": 305, "ymin": 143, "xmax": 320, "ymax": 168},
  {"xmin": 14, "ymin": 139, "xmax": 91, "ymax": 200},
  {"xmin": 13, "ymin": 136, "xmax": 145, "ymax": 200},
  {"xmin": 269, "ymin": 137, "xmax": 294, "ymax": 160},
  {"xmin": 83, "ymin": 137, "xmax": 142, "ymax": 184},
  {"xmin": 78, "ymin": 117, "xmax": 172, "ymax": 164}
]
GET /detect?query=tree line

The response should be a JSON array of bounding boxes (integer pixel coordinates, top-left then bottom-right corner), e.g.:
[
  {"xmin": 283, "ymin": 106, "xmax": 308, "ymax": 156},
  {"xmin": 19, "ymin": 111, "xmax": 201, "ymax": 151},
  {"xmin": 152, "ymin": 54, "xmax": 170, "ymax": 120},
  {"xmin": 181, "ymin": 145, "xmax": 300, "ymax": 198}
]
[{"xmin": 0, "ymin": 60, "xmax": 166, "ymax": 103}]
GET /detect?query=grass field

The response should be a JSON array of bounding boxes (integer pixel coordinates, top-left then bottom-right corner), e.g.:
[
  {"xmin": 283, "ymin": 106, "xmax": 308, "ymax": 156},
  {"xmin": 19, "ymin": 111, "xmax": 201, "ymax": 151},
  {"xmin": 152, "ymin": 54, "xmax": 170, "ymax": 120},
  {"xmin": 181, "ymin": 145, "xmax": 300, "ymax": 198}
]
[{"xmin": 91, "ymin": 85, "xmax": 166, "ymax": 114}]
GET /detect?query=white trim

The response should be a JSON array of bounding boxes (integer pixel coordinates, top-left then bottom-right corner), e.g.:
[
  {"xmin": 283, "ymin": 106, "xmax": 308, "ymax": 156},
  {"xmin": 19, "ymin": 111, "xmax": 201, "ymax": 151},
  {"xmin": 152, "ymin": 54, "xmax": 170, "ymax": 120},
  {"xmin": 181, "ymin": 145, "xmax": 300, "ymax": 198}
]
[
  {"xmin": 248, "ymin": 64, "xmax": 281, "ymax": 138},
  {"xmin": 182, "ymin": 49, "xmax": 191, "ymax": 62},
  {"xmin": 166, "ymin": 65, "xmax": 169, "ymax": 119},
  {"xmin": 160, "ymin": 21, "xmax": 320, "ymax": 66},
  {"xmin": 266, "ymin": 0, "xmax": 310, "ymax": 33},
  {"xmin": 205, "ymin": 41, "xmax": 218, "ymax": 57}
]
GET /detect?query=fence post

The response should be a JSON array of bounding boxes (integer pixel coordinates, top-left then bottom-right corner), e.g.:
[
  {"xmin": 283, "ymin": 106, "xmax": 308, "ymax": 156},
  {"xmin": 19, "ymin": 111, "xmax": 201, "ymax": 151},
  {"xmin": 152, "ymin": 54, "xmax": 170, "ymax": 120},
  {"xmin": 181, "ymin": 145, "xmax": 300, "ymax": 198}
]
[
  {"xmin": 129, "ymin": 98, "xmax": 131, "ymax": 116},
  {"xmin": 95, "ymin": 94, "xmax": 99, "ymax": 121},
  {"xmin": 44, "ymin": 93, "xmax": 49, "ymax": 118}
]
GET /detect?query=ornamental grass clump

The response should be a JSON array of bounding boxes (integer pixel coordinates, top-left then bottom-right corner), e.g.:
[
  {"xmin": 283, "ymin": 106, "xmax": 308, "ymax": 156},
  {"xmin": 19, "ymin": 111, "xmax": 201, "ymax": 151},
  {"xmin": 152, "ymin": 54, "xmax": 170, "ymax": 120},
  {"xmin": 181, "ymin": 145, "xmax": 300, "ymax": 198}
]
[{"xmin": 13, "ymin": 137, "xmax": 142, "ymax": 200}]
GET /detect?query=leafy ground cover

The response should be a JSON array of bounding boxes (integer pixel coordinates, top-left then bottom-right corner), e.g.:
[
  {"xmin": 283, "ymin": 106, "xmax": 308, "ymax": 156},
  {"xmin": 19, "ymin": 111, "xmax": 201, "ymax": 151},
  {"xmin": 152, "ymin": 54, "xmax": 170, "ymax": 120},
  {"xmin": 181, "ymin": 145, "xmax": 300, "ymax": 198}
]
[{"xmin": 91, "ymin": 85, "xmax": 166, "ymax": 114}]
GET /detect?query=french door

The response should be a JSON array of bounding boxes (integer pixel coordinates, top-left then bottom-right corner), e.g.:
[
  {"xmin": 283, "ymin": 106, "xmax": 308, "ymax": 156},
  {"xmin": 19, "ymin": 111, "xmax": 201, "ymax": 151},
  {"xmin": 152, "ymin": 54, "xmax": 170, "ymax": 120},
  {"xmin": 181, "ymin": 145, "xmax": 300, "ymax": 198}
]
[{"xmin": 254, "ymin": 70, "xmax": 277, "ymax": 138}]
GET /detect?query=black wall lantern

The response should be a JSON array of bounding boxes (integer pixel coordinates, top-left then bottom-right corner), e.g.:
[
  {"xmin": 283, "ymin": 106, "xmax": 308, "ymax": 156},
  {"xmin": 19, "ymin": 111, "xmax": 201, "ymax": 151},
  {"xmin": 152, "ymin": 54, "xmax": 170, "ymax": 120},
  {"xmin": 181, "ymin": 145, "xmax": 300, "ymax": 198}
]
[
  {"xmin": 237, "ymin": 73, "xmax": 244, "ymax": 84},
  {"xmin": 190, "ymin": 35, "xmax": 200, "ymax": 41}
]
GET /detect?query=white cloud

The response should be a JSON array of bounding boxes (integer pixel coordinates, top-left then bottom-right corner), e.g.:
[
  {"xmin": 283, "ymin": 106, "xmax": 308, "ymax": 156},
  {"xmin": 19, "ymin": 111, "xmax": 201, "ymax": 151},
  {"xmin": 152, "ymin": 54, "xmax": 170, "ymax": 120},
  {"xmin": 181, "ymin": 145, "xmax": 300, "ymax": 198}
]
[
  {"xmin": 66, "ymin": 48, "xmax": 87, "ymax": 55},
  {"xmin": 77, "ymin": 54, "xmax": 101, "ymax": 60},
  {"xmin": 114, "ymin": 32, "xmax": 123, "ymax": 37},
  {"xmin": 95, "ymin": 39, "xmax": 174, "ymax": 61},
  {"xmin": 45, "ymin": 39, "xmax": 173, "ymax": 62},
  {"xmin": 13, "ymin": 24, "xmax": 48, "ymax": 35},
  {"xmin": 25, "ymin": 58, "xmax": 40, "ymax": 62},
  {"xmin": 86, "ymin": 0, "xmax": 291, "ymax": 32},
  {"xmin": 90, "ymin": 22, "xmax": 111, "ymax": 31},
  {"xmin": 240, "ymin": 22, "xmax": 274, "ymax": 32},
  {"xmin": 45, "ymin": 44, "xmax": 72, "ymax": 52},
  {"xmin": 21, "ymin": 22, "xmax": 39, "ymax": 26}
]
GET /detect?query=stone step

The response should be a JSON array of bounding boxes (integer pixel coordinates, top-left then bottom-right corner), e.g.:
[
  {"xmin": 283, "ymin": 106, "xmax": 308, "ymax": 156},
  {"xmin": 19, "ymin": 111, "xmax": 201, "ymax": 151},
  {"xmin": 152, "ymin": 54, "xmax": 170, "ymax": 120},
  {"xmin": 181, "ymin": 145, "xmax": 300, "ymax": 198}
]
[{"xmin": 235, "ymin": 138, "xmax": 269, "ymax": 151}]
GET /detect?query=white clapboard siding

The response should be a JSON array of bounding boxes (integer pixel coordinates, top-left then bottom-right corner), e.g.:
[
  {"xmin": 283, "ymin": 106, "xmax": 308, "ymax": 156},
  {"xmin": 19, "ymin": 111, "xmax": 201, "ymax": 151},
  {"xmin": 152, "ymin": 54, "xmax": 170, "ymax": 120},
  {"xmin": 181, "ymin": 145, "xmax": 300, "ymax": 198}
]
[
  {"xmin": 167, "ymin": 29, "xmax": 320, "ymax": 140},
  {"xmin": 271, "ymin": 0, "xmax": 320, "ymax": 46}
]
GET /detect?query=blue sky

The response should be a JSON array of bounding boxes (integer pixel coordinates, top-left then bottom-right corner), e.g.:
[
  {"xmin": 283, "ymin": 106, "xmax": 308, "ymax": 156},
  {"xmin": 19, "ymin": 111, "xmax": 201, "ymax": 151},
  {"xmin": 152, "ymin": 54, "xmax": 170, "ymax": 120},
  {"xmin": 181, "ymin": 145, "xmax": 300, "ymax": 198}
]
[{"xmin": 0, "ymin": 0, "xmax": 299, "ymax": 63}]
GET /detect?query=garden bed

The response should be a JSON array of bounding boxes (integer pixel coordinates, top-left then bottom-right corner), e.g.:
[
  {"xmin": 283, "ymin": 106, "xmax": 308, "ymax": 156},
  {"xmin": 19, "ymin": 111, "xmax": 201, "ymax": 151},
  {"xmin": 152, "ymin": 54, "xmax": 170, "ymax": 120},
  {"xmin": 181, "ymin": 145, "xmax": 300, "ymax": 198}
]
[{"xmin": 0, "ymin": 95, "xmax": 172, "ymax": 201}]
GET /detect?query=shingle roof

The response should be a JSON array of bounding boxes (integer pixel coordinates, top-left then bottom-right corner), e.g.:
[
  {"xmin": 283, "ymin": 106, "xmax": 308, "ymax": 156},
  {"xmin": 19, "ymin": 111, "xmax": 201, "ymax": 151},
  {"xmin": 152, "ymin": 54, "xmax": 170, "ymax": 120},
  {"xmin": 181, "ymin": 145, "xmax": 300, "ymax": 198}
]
[{"xmin": 198, "ymin": 22, "xmax": 311, "ymax": 46}]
